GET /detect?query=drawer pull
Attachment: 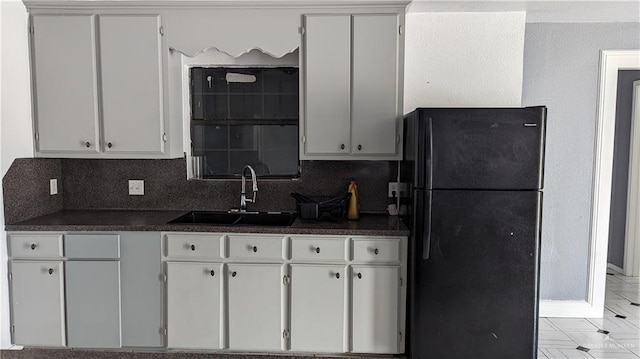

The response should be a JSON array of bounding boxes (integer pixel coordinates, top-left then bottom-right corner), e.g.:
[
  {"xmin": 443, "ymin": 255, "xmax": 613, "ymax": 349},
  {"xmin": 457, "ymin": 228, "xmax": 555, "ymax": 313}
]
[
  {"xmin": 30, "ymin": 243, "xmax": 37, "ymax": 250},
  {"xmin": 357, "ymin": 272, "xmax": 362, "ymax": 279},
  {"xmin": 252, "ymin": 246, "xmax": 257, "ymax": 253},
  {"xmin": 315, "ymin": 247, "xmax": 320, "ymax": 254},
  {"xmin": 210, "ymin": 270, "xmax": 215, "ymax": 277},
  {"xmin": 232, "ymin": 271, "xmax": 237, "ymax": 277},
  {"xmin": 374, "ymin": 248, "xmax": 379, "ymax": 255},
  {"xmin": 190, "ymin": 244, "xmax": 196, "ymax": 251},
  {"xmin": 48, "ymin": 268, "xmax": 53, "ymax": 275},
  {"xmin": 85, "ymin": 141, "xmax": 91, "ymax": 148},
  {"xmin": 335, "ymin": 272, "xmax": 340, "ymax": 279}
]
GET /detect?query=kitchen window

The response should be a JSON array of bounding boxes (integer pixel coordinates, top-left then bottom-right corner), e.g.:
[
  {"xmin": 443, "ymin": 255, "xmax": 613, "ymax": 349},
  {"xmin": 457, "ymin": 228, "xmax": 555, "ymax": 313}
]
[{"xmin": 189, "ymin": 65, "xmax": 299, "ymax": 178}]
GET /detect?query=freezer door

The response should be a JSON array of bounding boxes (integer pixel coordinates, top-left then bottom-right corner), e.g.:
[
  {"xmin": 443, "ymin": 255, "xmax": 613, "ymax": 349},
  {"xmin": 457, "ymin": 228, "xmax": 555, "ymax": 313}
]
[
  {"xmin": 422, "ymin": 107, "xmax": 546, "ymax": 190},
  {"xmin": 410, "ymin": 190, "xmax": 542, "ymax": 359}
]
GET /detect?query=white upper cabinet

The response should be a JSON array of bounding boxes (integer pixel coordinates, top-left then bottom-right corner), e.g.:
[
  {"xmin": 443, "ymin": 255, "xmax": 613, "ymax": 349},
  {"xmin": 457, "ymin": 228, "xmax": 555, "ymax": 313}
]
[
  {"xmin": 302, "ymin": 15, "xmax": 351, "ymax": 156},
  {"xmin": 99, "ymin": 15, "xmax": 164, "ymax": 155},
  {"xmin": 301, "ymin": 12, "xmax": 404, "ymax": 160},
  {"xmin": 29, "ymin": 12, "xmax": 174, "ymax": 159},
  {"xmin": 31, "ymin": 14, "xmax": 100, "ymax": 154},
  {"xmin": 351, "ymin": 14, "xmax": 401, "ymax": 157}
]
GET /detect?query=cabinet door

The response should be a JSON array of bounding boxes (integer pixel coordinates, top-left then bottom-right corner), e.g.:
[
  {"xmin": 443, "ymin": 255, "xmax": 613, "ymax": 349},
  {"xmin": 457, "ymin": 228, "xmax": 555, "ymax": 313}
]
[
  {"xmin": 351, "ymin": 265, "xmax": 399, "ymax": 354},
  {"xmin": 65, "ymin": 261, "xmax": 121, "ymax": 348},
  {"xmin": 120, "ymin": 233, "xmax": 162, "ymax": 347},
  {"xmin": 99, "ymin": 15, "xmax": 164, "ymax": 154},
  {"xmin": 227, "ymin": 264, "xmax": 283, "ymax": 351},
  {"xmin": 9, "ymin": 261, "xmax": 65, "ymax": 347},
  {"xmin": 166, "ymin": 262, "xmax": 221, "ymax": 349},
  {"xmin": 31, "ymin": 14, "xmax": 99, "ymax": 154},
  {"xmin": 303, "ymin": 15, "xmax": 351, "ymax": 156},
  {"xmin": 351, "ymin": 14, "xmax": 400, "ymax": 157},
  {"xmin": 290, "ymin": 264, "xmax": 345, "ymax": 352}
]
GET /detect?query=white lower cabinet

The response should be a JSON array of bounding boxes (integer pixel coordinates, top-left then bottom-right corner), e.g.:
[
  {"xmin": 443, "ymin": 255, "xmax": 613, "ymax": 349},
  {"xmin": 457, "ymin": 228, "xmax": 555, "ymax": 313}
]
[
  {"xmin": 351, "ymin": 265, "xmax": 400, "ymax": 353},
  {"xmin": 9, "ymin": 261, "xmax": 66, "ymax": 347},
  {"xmin": 227, "ymin": 263, "xmax": 283, "ymax": 351},
  {"xmin": 166, "ymin": 261, "xmax": 222, "ymax": 349},
  {"xmin": 290, "ymin": 264, "xmax": 346, "ymax": 352}
]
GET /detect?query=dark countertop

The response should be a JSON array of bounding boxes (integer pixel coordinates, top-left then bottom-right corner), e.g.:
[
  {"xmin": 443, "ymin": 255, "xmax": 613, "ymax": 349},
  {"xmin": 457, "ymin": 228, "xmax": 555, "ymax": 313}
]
[{"xmin": 5, "ymin": 210, "xmax": 410, "ymax": 236}]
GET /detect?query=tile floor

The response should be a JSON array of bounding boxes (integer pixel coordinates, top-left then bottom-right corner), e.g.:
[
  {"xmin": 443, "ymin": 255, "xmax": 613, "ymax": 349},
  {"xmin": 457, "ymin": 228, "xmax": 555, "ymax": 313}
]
[{"xmin": 539, "ymin": 272, "xmax": 640, "ymax": 359}]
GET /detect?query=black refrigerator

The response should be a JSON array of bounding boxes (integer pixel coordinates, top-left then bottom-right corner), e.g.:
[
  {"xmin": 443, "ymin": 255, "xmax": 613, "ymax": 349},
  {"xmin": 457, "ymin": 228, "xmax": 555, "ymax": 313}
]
[{"xmin": 400, "ymin": 107, "xmax": 546, "ymax": 359}]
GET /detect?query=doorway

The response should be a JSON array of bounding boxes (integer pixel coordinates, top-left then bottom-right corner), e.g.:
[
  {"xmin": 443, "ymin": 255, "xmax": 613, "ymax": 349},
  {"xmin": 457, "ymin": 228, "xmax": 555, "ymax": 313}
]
[{"xmin": 590, "ymin": 50, "xmax": 640, "ymax": 317}]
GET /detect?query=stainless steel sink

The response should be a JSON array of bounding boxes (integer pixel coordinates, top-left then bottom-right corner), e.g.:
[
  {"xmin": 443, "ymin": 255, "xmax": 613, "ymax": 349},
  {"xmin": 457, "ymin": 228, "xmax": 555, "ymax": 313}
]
[{"xmin": 167, "ymin": 211, "xmax": 297, "ymax": 226}]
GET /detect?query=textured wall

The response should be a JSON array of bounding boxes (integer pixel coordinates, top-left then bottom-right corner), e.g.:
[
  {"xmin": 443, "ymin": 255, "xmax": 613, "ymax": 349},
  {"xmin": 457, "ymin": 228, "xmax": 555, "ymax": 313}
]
[
  {"xmin": 522, "ymin": 22, "xmax": 640, "ymax": 301},
  {"xmin": 608, "ymin": 70, "xmax": 640, "ymax": 269},
  {"xmin": 404, "ymin": 12, "xmax": 525, "ymax": 111}
]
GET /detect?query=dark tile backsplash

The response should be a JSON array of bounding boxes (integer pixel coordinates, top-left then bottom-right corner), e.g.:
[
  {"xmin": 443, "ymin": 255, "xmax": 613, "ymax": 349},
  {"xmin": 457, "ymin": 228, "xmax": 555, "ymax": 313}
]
[
  {"xmin": 3, "ymin": 157, "xmax": 397, "ymax": 224},
  {"xmin": 3, "ymin": 158, "xmax": 64, "ymax": 224}
]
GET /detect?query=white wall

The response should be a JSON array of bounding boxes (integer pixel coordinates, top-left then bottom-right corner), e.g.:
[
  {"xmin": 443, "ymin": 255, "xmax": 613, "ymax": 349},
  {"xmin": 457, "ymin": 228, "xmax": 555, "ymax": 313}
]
[
  {"xmin": 403, "ymin": 12, "xmax": 526, "ymax": 110},
  {"xmin": 0, "ymin": 0, "xmax": 34, "ymax": 349}
]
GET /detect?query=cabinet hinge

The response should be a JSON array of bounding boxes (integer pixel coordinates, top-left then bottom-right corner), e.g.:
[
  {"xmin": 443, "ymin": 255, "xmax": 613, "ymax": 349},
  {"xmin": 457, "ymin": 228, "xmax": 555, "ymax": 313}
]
[
  {"xmin": 399, "ymin": 25, "xmax": 402, "ymax": 36},
  {"xmin": 397, "ymin": 134, "xmax": 401, "ymax": 144},
  {"xmin": 283, "ymin": 275, "xmax": 291, "ymax": 286},
  {"xmin": 283, "ymin": 329, "xmax": 290, "ymax": 340},
  {"xmin": 8, "ymin": 273, "xmax": 12, "ymax": 281},
  {"xmin": 299, "ymin": 27, "xmax": 305, "ymax": 35},
  {"xmin": 399, "ymin": 332, "xmax": 402, "ymax": 340},
  {"xmin": 301, "ymin": 136, "xmax": 306, "ymax": 144},
  {"xmin": 10, "ymin": 325, "xmax": 15, "ymax": 334},
  {"xmin": 162, "ymin": 133, "xmax": 167, "ymax": 142},
  {"xmin": 163, "ymin": 273, "xmax": 167, "ymax": 282},
  {"xmin": 400, "ymin": 277, "xmax": 403, "ymax": 287},
  {"xmin": 163, "ymin": 328, "xmax": 167, "ymax": 336},
  {"xmin": 159, "ymin": 26, "xmax": 164, "ymax": 36},
  {"xmin": 35, "ymin": 133, "xmax": 39, "ymax": 142}
]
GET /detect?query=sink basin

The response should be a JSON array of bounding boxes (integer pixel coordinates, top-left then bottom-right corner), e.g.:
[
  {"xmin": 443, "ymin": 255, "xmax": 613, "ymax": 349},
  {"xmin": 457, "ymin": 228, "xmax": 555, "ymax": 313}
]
[{"xmin": 167, "ymin": 211, "xmax": 297, "ymax": 226}]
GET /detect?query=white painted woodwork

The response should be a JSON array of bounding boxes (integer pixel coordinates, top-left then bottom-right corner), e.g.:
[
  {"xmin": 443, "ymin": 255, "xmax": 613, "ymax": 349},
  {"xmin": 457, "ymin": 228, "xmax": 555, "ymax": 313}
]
[
  {"xmin": 99, "ymin": 14, "xmax": 164, "ymax": 154},
  {"xmin": 65, "ymin": 261, "xmax": 121, "ymax": 348},
  {"xmin": 302, "ymin": 15, "xmax": 351, "ymax": 156},
  {"xmin": 165, "ymin": 233, "xmax": 223, "ymax": 259},
  {"xmin": 226, "ymin": 235, "xmax": 283, "ymax": 261},
  {"xmin": 351, "ymin": 14, "xmax": 399, "ymax": 156},
  {"xmin": 226, "ymin": 263, "xmax": 283, "ymax": 351},
  {"xmin": 8, "ymin": 233, "xmax": 63, "ymax": 258},
  {"xmin": 31, "ymin": 14, "xmax": 99, "ymax": 154},
  {"xmin": 166, "ymin": 261, "xmax": 222, "ymax": 349},
  {"xmin": 625, "ymin": 81, "xmax": 640, "ymax": 277},
  {"xmin": 290, "ymin": 264, "xmax": 346, "ymax": 352},
  {"xmin": 290, "ymin": 236, "xmax": 346, "ymax": 262},
  {"xmin": 352, "ymin": 238, "xmax": 401, "ymax": 263},
  {"xmin": 9, "ymin": 261, "xmax": 65, "ymax": 347},
  {"xmin": 351, "ymin": 265, "xmax": 399, "ymax": 354}
]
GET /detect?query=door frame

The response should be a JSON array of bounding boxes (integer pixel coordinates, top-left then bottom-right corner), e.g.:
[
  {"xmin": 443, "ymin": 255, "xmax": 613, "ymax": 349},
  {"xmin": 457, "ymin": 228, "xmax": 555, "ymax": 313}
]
[
  {"xmin": 623, "ymin": 81, "xmax": 640, "ymax": 277},
  {"xmin": 589, "ymin": 50, "xmax": 640, "ymax": 317}
]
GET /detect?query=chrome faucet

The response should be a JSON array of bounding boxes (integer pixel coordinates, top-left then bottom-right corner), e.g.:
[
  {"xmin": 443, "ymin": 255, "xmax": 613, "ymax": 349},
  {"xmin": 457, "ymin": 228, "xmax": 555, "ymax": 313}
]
[{"xmin": 240, "ymin": 165, "xmax": 258, "ymax": 212}]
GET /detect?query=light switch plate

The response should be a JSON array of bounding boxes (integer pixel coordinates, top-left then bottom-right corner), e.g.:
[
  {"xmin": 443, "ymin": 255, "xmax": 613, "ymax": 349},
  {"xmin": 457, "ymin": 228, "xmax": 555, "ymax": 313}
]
[
  {"xmin": 50, "ymin": 179, "xmax": 58, "ymax": 195},
  {"xmin": 128, "ymin": 180, "xmax": 144, "ymax": 196}
]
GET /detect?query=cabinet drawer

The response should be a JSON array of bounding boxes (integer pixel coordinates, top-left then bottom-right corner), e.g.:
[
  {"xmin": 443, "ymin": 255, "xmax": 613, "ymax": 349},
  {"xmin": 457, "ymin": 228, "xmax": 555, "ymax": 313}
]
[
  {"xmin": 9, "ymin": 233, "xmax": 63, "ymax": 258},
  {"xmin": 65, "ymin": 234, "xmax": 120, "ymax": 259},
  {"xmin": 352, "ymin": 238, "xmax": 400, "ymax": 263},
  {"xmin": 227, "ymin": 235, "xmax": 283, "ymax": 261},
  {"xmin": 291, "ymin": 236, "xmax": 346, "ymax": 262},
  {"xmin": 165, "ymin": 233, "xmax": 222, "ymax": 259}
]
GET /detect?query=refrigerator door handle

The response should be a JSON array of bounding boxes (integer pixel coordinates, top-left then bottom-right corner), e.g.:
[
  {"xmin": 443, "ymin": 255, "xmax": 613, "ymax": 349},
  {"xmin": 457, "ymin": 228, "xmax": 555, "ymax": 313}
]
[{"xmin": 423, "ymin": 191, "xmax": 432, "ymax": 259}]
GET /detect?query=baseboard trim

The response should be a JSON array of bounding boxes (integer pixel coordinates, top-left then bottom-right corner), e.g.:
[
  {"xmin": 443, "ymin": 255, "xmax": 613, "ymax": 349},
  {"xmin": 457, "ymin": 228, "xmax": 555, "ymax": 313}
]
[
  {"xmin": 539, "ymin": 300, "xmax": 603, "ymax": 318},
  {"xmin": 607, "ymin": 263, "xmax": 624, "ymax": 274}
]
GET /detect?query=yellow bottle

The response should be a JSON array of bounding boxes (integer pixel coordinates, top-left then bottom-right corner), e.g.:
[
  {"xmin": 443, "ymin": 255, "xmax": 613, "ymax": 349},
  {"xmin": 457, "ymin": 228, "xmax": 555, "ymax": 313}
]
[{"xmin": 347, "ymin": 181, "xmax": 359, "ymax": 220}]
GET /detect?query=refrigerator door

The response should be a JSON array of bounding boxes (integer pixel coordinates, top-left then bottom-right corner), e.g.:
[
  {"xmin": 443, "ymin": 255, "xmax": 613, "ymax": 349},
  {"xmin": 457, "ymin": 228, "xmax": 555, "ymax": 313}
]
[
  {"xmin": 410, "ymin": 189, "xmax": 541, "ymax": 359},
  {"xmin": 421, "ymin": 107, "xmax": 546, "ymax": 190}
]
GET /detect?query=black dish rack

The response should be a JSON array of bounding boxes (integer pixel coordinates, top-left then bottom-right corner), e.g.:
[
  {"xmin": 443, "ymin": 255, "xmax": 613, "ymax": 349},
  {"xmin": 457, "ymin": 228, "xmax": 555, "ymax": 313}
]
[{"xmin": 291, "ymin": 192, "xmax": 351, "ymax": 222}]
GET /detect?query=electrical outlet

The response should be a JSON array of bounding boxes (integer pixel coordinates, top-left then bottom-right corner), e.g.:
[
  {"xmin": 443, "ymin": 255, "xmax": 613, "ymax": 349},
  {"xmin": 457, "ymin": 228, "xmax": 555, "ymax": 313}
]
[
  {"xmin": 128, "ymin": 180, "xmax": 144, "ymax": 196},
  {"xmin": 50, "ymin": 179, "xmax": 58, "ymax": 195},
  {"xmin": 388, "ymin": 182, "xmax": 399, "ymax": 197},
  {"xmin": 388, "ymin": 182, "xmax": 409, "ymax": 197}
]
